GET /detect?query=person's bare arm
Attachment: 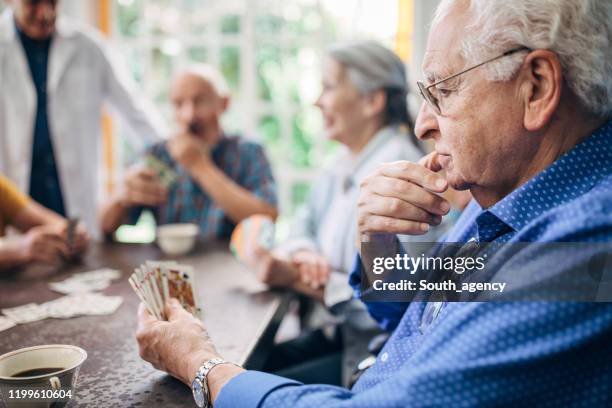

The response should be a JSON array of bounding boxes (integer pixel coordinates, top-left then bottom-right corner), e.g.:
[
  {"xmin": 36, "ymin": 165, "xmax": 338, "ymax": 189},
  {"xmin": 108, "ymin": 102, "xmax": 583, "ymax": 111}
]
[
  {"xmin": 0, "ymin": 239, "xmax": 27, "ymax": 270},
  {"xmin": 189, "ymin": 159, "xmax": 278, "ymax": 223},
  {"xmin": 98, "ymin": 194, "xmax": 130, "ymax": 237},
  {"xmin": 10, "ymin": 200, "xmax": 64, "ymax": 232},
  {"xmin": 0, "ymin": 225, "xmax": 71, "ymax": 270},
  {"xmin": 0, "ymin": 198, "xmax": 90, "ymax": 271}
]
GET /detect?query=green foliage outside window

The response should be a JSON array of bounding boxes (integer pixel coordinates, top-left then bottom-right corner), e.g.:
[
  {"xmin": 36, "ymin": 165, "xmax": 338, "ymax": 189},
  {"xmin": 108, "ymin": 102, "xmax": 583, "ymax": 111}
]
[
  {"xmin": 187, "ymin": 47, "xmax": 208, "ymax": 63},
  {"xmin": 221, "ymin": 47, "xmax": 241, "ymax": 92},
  {"xmin": 220, "ymin": 15, "xmax": 241, "ymax": 34},
  {"xmin": 117, "ymin": 0, "xmax": 141, "ymax": 38},
  {"xmin": 256, "ymin": 45, "xmax": 283, "ymax": 102}
]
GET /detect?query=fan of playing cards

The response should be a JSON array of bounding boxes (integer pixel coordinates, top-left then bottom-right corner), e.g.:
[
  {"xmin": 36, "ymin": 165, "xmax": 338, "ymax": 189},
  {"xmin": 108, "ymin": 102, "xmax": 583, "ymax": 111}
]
[{"xmin": 129, "ymin": 261, "xmax": 201, "ymax": 321}]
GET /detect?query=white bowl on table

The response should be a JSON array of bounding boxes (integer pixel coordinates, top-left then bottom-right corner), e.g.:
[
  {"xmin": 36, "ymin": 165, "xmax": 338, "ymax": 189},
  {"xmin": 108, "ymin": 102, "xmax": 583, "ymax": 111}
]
[{"xmin": 156, "ymin": 223, "xmax": 199, "ymax": 256}]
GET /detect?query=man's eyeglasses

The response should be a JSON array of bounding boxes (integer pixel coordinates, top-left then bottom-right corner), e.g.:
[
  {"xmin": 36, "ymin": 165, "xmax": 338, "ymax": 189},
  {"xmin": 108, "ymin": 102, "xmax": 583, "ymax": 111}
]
[{"xmin": 417, "ymin": 46, "xmax": 531, "ymax": 115}]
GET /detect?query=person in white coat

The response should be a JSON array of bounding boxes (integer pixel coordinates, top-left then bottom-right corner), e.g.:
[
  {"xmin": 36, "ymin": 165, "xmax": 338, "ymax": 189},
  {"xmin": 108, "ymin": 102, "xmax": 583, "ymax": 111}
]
[{"xmin": 0, "ymin": 0, "xmax": 162, "ymax": 239}]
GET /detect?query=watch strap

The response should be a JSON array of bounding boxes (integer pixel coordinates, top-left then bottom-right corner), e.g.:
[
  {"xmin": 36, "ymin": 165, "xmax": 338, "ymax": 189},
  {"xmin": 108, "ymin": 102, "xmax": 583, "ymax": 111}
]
[{"xmin": 194, "ymin": 358, "xmax": 241, "ymax": 408}]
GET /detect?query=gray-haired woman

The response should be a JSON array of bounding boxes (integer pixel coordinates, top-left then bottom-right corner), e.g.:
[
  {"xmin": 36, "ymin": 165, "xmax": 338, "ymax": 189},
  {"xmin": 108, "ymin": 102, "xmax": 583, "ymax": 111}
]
[{"xmin": 249, "ymin": 41, "xmax": 442, "ymax": 385}]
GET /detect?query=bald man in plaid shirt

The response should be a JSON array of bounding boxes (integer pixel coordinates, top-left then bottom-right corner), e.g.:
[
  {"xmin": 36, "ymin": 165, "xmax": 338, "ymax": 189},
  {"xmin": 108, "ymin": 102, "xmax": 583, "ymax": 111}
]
[{"xmin": 100, "ymin": 65, "xmax": 278, "ymax": 240}]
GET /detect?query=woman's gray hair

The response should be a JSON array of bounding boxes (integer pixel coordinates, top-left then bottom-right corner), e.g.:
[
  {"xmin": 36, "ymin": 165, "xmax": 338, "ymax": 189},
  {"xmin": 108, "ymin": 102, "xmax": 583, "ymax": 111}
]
[
  {"xmin": 433, "ymin": 0, "xmax": 612, "ymax": 117},
  {"xmin": 327, "ymin": 41, "xmax": 412, "ymax": 127}
]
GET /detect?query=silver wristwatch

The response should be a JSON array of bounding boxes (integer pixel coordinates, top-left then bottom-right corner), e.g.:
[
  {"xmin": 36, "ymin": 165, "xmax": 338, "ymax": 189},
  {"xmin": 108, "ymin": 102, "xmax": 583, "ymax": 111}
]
[{"xmin": 192, "ymin": 358, "xmax": 238, "ymax": 408}]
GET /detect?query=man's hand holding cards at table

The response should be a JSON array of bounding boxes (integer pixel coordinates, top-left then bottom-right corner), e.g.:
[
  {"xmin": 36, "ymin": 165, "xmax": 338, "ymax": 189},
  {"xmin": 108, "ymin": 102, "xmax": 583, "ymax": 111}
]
[
  {"xmin": 117, "ymin": 165, "xmax": 169, "ymax": 208},
  {"xmin": 132, "ymin": 261, "xmax": 245, "ymax": 396},
  {"xmin": 0, "ymin": 219, "xmax": 89, "ymax": 268},
  {"xmin": 99, "ymin": 156, "xmax": 178, "ymax": 236},
  {"xmin": 129, "ymin": 261, "xmax": 201, "ymax": 321}
]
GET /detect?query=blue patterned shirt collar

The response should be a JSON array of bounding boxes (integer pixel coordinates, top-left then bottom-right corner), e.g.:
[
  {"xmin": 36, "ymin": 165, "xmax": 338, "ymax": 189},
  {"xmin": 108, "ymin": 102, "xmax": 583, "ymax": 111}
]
[{"xmin": 477, "ymin": 120, "xmax": 612, "ymax": 236}]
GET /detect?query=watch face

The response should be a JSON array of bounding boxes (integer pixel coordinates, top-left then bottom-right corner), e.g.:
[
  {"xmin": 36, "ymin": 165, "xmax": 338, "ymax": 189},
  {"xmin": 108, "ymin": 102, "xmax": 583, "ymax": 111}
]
[{"xmin": 192, "ymin": 379, "xmax": 206, "ymax": 408}]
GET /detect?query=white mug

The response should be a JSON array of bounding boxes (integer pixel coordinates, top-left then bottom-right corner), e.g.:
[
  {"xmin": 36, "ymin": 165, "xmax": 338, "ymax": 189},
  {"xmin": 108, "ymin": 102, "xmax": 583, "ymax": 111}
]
[{"xmin": 0, "ymin": 345, "xmax": 87, "ymax": 408}]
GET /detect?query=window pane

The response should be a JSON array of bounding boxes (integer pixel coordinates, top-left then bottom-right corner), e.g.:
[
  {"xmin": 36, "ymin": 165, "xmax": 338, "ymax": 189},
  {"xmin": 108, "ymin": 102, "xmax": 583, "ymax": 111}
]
[
  {"xmin": 221, "ymin": 47, "xmax": 241, "ymax": 91},
  {"xmin": 121, "ymin": 46, "xmax": 145, "ymax": 85},
  {"xmin": 255, "ymin": 14, "xmax": 284, "ymax": 35},
  {"xmin": 220, "ymin": 15, "xmax": 241, "ymax": 34},
  {"xmin": 151, "ymin": 47, "xmax": 173, "ymax": 104},
  {"xmin": 144, "ymin": 1, "xmax": 181, "ymax": 36},
  {"xmin": 284, "ymin": 4, "xmax": 322, "ymax": 35},
  {"xmin": 117, "ymin": 0, "xmax": 142, "ymax": 38},
  {"xmin": 257, "ymin": 45, "xmax": 282, "ymax": 102},
  {"xmin": 187, "ymin": 47, "xmax": 208, "ymax": 63},
  {"xmin": 258, "ymin": 115, "xmax": 281, "ymax": 145},
  {"xmin": 291, "ymin": 113, "xmax": 314, "ymax": 168},
  {"xmin": 258, "ymin": 115, "xmax": 283, "ymax": 162}
]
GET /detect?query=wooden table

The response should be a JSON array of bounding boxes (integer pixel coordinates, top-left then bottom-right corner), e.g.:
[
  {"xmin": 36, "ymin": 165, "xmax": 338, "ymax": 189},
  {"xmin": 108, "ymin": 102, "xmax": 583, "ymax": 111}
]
[{"xmin": 0, "ymin": 242, "xmax": 289, "ymax": 407}]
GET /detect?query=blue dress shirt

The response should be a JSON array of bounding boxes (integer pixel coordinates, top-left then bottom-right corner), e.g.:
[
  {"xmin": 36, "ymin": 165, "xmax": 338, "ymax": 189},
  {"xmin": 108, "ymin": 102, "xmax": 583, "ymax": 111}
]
[{"xmin": 215, "ymin": 121, "xmax": 612, "ymax": 407}]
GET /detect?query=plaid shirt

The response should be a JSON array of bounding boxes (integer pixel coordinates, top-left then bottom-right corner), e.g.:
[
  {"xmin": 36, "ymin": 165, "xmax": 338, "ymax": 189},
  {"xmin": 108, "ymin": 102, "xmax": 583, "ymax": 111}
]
[{"xmin": 130, "ymin": 134, "xmax": 277, "ymax": 240}]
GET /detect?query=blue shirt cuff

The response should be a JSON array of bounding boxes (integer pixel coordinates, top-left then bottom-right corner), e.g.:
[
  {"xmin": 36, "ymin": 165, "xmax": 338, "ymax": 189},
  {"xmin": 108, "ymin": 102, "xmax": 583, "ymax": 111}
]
[
  {"xmin": 348, "ymin": 245, "xmax": 411, "ymax": 332},
  {"xmin": 215, "ymin": 370, "xmax": 301, "ymax": 408},
  {"xmin": 348, "ymin": 253, "xmax": 363, "ymax": 297}
]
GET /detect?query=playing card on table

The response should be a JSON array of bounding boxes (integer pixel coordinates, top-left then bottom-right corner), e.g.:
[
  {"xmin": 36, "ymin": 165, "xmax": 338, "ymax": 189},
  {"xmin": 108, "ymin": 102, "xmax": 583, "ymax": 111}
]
[
  {"xmin": 50, "ymin": 279, "xmax": 109, "ymax": 294},
  {"xmin": 40, "ymin": 297, "xmax": 80, "ymax": 319},
  {"xmin": 1, "ymin": 303, "xmax": 48, "ymax": 324},
  {"xmin": 71, "ymin": 268, "xmax": 121, "ymax": 282},
  {"xmin": 0, "ymin": 316, "xmax": 16, "ymax": 332},
  {"xmin": 41, "ymin": 294, "xmax": 124, "ymax": 318},
  {"xmin": 75, "ymin": 293, "xmax": 124, "ymax": 316},
  {"xmin": 49, "ymin": 268, "xmax": 121, "ymax": 295}
]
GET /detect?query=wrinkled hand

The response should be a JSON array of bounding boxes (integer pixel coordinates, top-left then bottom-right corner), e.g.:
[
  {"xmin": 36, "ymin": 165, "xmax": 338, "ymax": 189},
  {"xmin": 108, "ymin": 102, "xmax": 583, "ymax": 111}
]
[
  {"xmin": 168, "ymin": 134, "xmax": 211, "ymax": 172},
  {"xmin": 357, "ymin": 152, "xmax": 451, "ymax": 239},
  {"xmin": 18, "ymin": 224, "xmax": 70, "ymax": 265},
  {"xmin": 136, "ymin": 298, "xmax": 220, "ymax": 385},
  {"xmin": 119, "ymin": 165, "xmax": 167, "ymax": 208},
  {"xmin": 291, "ymin": 249, "xmax": 331, "ymax": 289}
]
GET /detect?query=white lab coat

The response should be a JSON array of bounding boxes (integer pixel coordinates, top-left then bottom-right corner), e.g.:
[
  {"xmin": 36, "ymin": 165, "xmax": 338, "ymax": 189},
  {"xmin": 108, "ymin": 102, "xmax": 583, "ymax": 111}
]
[{"xmin": 0, "ymin": 10, "xmax": 163, "ymax": 238}]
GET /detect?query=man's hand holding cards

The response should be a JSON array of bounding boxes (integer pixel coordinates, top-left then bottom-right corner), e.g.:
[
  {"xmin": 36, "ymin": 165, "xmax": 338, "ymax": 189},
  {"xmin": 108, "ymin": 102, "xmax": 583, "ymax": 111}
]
[
  {"xmin": 129, "ymin": 261, "xmax": 201, "ymax": 321},
  {"xmin": 119, "ymin": 164, "xmax": 169, "ymax": 208},
  {"xmin": 143, "ymin": 155, "xmax": 178, "ymax": 189}
]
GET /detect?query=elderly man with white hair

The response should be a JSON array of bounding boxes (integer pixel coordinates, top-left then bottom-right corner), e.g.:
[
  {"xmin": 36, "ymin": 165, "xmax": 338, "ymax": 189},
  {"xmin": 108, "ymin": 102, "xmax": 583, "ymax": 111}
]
[
  {"xmin": 99, "ymin": 65, "xmax": 278, "ymax": 239},
  {"xmin": 134, "ymin": 1, "xmax": 612, "ymax": 407}
]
